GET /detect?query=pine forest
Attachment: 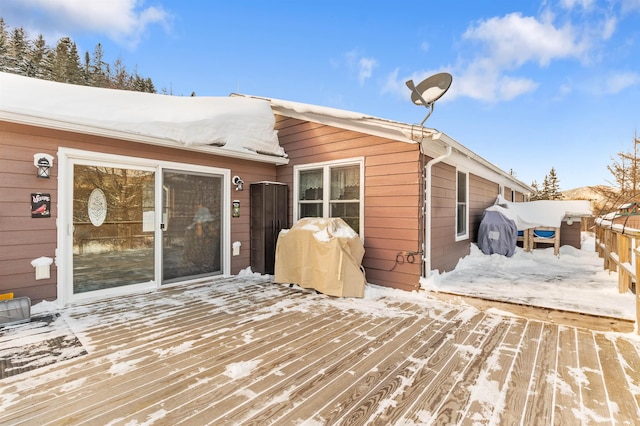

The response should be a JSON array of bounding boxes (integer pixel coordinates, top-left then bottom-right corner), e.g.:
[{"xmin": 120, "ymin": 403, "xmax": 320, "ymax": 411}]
[{"xmin": 0, "ymin": 18, "xmax": 156, "ymax": 93}]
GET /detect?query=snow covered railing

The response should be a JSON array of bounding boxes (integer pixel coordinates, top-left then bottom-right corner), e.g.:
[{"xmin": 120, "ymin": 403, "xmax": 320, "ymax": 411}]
[{"xmin": 594, "ymin": 217, "xmax": 640, "ymax": 332}]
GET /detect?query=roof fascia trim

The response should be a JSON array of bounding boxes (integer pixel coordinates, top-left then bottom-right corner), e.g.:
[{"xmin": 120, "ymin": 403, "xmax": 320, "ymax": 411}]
[{"xmin": 422, "ymin": 131, "xmax": 533, "ymax": 193}]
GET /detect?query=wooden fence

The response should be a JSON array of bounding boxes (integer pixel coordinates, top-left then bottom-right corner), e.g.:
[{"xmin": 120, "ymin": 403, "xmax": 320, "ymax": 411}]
[{"xmin": 594, "ymin": 217, "xmax": 640, "ymax": 332}]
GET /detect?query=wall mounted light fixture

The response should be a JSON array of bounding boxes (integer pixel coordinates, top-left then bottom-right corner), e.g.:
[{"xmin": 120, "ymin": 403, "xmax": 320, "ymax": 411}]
[
  {"xmin": 34, "ymin": 153, "xmax": 54, "ymax": 178},
  {"xmin": 232, "ymin": 175, "xmax": 244, "ymax": 191}
]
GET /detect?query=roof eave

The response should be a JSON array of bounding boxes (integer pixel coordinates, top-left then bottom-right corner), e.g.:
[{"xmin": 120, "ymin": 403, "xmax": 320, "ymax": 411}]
[{"xmin": 0, "ymin": 110, "xmax": 289, "ymax": 165}]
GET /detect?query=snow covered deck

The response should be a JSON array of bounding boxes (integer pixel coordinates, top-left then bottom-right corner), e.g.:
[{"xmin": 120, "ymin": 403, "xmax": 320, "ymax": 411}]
[{"xmin": 1, "ymin": 275, "xmax": 639, "ymax": 424}]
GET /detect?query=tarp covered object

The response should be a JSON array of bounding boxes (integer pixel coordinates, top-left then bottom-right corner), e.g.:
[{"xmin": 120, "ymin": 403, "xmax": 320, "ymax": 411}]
[
  {"xmin": 487, "ymin": 195, "xmax": 591, "ymax": 230},
  {"xmin": 477, "ymin": 210, "xmax": 518, "ymax": 257},
  {"xmin": 274, "ymin": 217, "xmax": 366, "ymax": 298}
]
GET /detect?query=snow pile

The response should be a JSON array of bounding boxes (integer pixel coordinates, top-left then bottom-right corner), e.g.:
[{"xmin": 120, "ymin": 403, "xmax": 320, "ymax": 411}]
[
  {"xmin": 282, "ymin": 217, "xmax": 358, "ymax": 242},
  {"xmin": 488, "ymin": 195, "xmax": 591, "ymax": 230},
  {"xmin": 0, "ymin": 72, "xmax": 285, "ymax": 158},
  {"xmin": 267, "ymin": 97, "xmax": 369, "ymax": 120},
  {"xmin": 421, "ymin": 234, "xmax": 636, "ymax": 320}
]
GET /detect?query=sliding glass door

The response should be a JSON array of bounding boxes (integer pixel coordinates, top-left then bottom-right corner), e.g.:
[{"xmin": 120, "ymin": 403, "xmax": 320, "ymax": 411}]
[
  {"xmin": 162, "ymin": 170, "xmax": 223, "ymax": 283},
  {"xmin": 67, "ymin": 155, "xmax": 225, "ymax": 299}
]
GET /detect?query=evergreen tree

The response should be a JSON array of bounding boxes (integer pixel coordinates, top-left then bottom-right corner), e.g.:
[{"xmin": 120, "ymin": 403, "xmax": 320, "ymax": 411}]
[
  {"xmin": 545, "ymin": 167, "xmax": 562, "ymax": 200},
  {"xmin": 8, "ymin": 27, "xmax": 29, "ymax": 74},
  {"xmin": 531, "ymin": 167, "xmax": 563, "ymax": 200},
  {"xmin": 111, "ymin": 58, "xmax": 130, "ymax": 89},
  {"xmin": 144, "ymin": 77, "xmax": 155, "ymax": 93},
  {"xmin": 90, "ymin": 43, "xmax": 110, "ymax": 87},
  {"xmin": 66, "ymin": 40, "xmax": 85, "ymax": 84},
  {"xmin": 0, "ymin": 18, "xmax": 9, "ymax": 72},
  {"xmin": 51, "ymin": 37, "xmax": 72, "ymax": 82},
  {"xmin": 0, "ymin": 19, "xmax": 157, "ymax": 93},
  {"xmin": 530, "ymin": 180, "xmax": 542, "ymax": 200},
  {"xmin": 31, "ymin": 34, "xmax": 52, "ymax": 79}
]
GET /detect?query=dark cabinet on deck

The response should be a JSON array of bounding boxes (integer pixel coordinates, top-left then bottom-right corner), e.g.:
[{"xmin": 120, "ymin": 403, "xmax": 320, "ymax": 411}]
[{"xmin": 250, "ymin": 182, "xmax": 288, "ymax": 274}]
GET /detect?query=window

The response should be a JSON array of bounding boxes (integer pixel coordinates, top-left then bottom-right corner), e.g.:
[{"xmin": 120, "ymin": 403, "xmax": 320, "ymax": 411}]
[
  {"xmin": 456, "ymin": 170, "xmax": 468, "ymax": 240},
  {"xmin": 295, "ymin": 159, "xmax": 364, "ymax": 235}
]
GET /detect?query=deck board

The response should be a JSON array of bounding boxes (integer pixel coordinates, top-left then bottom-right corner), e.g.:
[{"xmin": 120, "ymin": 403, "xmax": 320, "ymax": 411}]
[
  {"xmin": 1, "ymin": 277, "xmax": 639, "ymax": 425},
  {"xmin": 575, "ymin": 329, "xmax": 614, "ymax": 423},
  {"xmin": 553, "ymin": 326, "xmax": 580, "ymax": 424},
  {"xmin": 522, "ymin": 323, "xmax": 559, "ymax": 424},
  {"xmin": 457, "ymin": 316, "xmax": 527, "ymax": 425},
  {"xmin": 496, "ymin": 320, "xmax": 544, "ymax": 425},
  {"xmin": 593, "ymin": 333, "xmax": 640, "ymax": 424}
]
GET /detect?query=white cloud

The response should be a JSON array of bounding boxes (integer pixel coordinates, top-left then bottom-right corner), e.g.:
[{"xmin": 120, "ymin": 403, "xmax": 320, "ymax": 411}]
[
  {"xmin": 498, "ymin": 76, "xmax": 540, "ymax": 100},
  {"xmin": 1, "ymin": 0, "xmax": 172, "ymax": 48},
  {"xmin": 621, "ymin": 0, "xmax": 640, "ymax": 13},
  {"xmin": 454, "ymin": 58, "xmax": 539, "ymax": 102},
  {"xmin": 432, "ymin": 11, "xmax": 595, "ymax": 103},
  {"xmin": 382, "ymin": 5, "xmax": 630, "ymax": 105},
  {"xmin": 381, "ymin": 68, "xmax": 404, "ymax": 96},
  {"xmin": 601, "ymin": 16, "xmax": 617, "ymax": 40},
  {"xmin": 345, "ymin": 50, "xmax": 378, "ymax": 86},
  {"xmin": 462, "ymin": 12, "xmax": 588, "ymax": 68},
  {"xmin": 602, "ymin": 71, "xmax": 640, "ymax": 94},
  {"xmin": 559, "ymin": 0, "xmax": 595, "ymax": 10},
  {"xmin": 357, "ymin": 57, "xmax": 377, "ymax": 85}
]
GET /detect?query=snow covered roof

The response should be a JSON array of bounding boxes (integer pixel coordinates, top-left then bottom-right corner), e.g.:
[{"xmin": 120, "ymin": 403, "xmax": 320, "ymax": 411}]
[
  {"xmin": 233, "ymin": 93, "xmax": 534, "ymax": 194},
  {"xmin": 488, "ymin": 195, "xmax": 592, "ymax": 230},
  {"xmin": 0, "ymin": 72, "xmax": 287, "ymax": 164}
]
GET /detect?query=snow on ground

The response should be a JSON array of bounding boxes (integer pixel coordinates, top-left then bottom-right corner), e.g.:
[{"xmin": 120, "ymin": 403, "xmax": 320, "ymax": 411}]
[{"xmin": 420, "ymin": 233, "xmax": 636, "ymax": 321}]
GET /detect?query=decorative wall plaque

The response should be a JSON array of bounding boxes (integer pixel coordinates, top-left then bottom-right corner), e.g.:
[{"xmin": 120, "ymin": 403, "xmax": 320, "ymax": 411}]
[{"xmin": 31, "ymin": 193, "xmax": 51, "ymax": 218}]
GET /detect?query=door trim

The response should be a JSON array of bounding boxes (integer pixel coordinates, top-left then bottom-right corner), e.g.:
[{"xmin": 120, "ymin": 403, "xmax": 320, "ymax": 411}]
[{"xmin": 57, "ymin": 148, "xmax": 231, "ymax": 305}]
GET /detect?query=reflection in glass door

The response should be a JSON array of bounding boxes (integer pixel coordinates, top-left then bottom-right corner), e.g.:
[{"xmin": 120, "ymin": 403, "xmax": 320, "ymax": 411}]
[
  {"xmin": 162, "ymin": 170, "xmax": 222, "ymax": 283},
  {"xmin": 72, "ymin": 165, "xmax": 155, "ymax": 293}
]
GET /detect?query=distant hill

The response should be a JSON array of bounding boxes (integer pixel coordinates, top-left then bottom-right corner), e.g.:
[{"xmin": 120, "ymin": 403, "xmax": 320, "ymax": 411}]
[{"xmin": 561, "ymin": 185, "xmax": 620, "ymax": 215}]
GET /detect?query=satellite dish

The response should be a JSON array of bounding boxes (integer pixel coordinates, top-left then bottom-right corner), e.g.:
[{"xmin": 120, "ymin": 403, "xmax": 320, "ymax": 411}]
[{"xmin": 406, "ymin": 72, "xmax": 452, "ymax": 126}]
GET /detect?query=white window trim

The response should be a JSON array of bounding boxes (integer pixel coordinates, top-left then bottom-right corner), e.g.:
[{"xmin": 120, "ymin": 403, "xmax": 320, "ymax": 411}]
[
  {"xmin": 455, "ymin": 168, "xmax": 469, "ymax": 241},
  {"xmin": 293, "ymin": 157, "xmax": 365, "ymax": 237}
]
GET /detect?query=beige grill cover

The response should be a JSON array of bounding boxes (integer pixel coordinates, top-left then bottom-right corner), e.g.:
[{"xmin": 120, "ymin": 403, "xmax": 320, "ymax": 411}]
[{"xmin": 274, "ymin": 218, "xmax": 366, "ymax": 298}]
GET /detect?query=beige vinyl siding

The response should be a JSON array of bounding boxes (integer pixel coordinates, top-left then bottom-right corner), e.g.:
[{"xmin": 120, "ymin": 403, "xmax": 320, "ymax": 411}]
[
  {"xmin": 275, "ymin": 115, "xmax": 423, "ymax": 291},
  {"xmin": 0, "ymin": 121, "xmax": 278, "ymax": 302},
  {"xmin": 504, "ymin": 186, "xmax": 513, "ymax": 201}
]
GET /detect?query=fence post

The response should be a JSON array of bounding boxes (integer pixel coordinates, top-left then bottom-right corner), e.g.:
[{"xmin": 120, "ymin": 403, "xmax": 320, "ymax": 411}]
[
  {"xmin": 634, "ymin": 248, "xmax": 640, "ymax": 334},
  {"xmin": 619, "ymin": 234, "xmax": 631, "ymax": 293}
]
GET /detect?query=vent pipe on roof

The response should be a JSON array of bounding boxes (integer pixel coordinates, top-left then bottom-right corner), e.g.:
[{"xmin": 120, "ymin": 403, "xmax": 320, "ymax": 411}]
[{"xmin": 422, "ymin": 138, "xmax": 452, "ymax": 281}]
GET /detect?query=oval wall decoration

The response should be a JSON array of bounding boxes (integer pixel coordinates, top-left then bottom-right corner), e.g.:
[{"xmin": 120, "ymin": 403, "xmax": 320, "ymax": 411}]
[{"xmin": 88, "ymin": 188, "xmax": 107, "ymax": 227}]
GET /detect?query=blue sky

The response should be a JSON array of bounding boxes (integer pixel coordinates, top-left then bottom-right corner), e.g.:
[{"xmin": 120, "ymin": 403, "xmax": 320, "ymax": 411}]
[{"xmin": 2, "ymin": 0, "xmax": 640, "ymax": 191}]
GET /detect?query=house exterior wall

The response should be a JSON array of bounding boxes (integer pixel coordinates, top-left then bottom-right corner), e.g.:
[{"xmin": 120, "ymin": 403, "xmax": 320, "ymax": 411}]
[
  {"xmin": 503, "ymin": 186, "xmax": 529, "ymax": 202},
  {"xmin": 0, "ymin": 121, "xmax": 277, "ymax": 302},
  {"xmin": 560, "ymin": 220, "xmax": 582, "ymax": 248},
  {"xmin": 274, "ymin": 116, "xmax": 423, "ymax": 291},
  {"xmin": 514, "ymin": 191, "xmax": 526, "ymax": 202},
  {"xmin": 503, "ymin": 186, "xmax": 512, "ymax": 201},
  {"xmin": 430, "ymin": 164, "xmax": 503, "ymax": 273}
]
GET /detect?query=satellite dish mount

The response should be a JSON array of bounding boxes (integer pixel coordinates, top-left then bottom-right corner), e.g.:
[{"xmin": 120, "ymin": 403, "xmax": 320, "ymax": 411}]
[{"xmin": 406, "ymin": 72, "xmax": 452, "ymax": 126}]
